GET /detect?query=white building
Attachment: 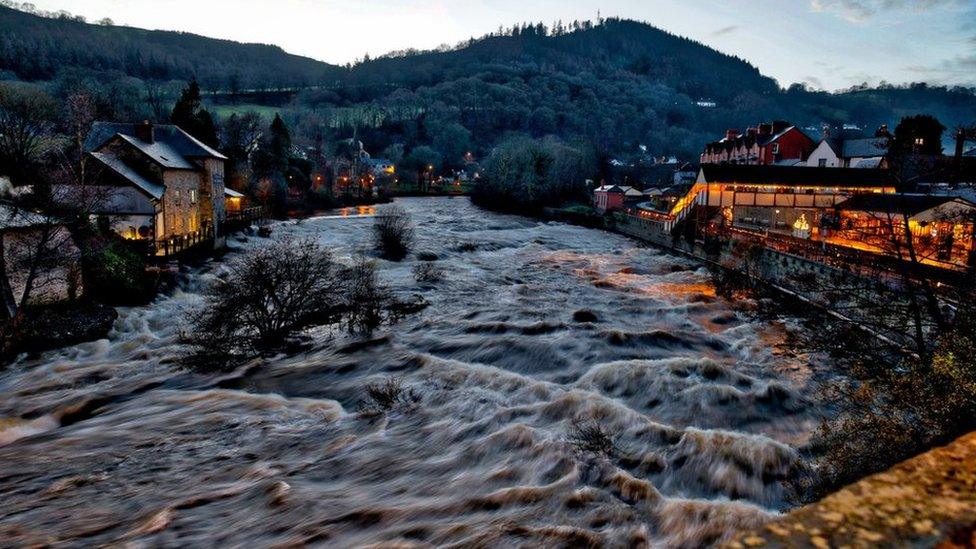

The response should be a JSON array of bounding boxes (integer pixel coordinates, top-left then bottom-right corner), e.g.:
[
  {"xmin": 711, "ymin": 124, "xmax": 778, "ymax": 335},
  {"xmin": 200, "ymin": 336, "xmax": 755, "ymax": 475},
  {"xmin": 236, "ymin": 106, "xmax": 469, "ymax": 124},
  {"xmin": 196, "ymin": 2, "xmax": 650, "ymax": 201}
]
[{"xmin": 806, "ymin": 136, "xmax": 889, "ymax": 169}]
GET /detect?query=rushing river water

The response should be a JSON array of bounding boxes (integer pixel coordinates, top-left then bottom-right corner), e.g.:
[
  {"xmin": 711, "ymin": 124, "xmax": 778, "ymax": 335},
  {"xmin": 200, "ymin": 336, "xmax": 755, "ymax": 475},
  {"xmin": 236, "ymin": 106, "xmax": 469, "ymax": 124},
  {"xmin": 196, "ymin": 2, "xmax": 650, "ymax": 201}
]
[{"xmin": 0, "ymin": 197, "xmax": 830, "ymax": 547}]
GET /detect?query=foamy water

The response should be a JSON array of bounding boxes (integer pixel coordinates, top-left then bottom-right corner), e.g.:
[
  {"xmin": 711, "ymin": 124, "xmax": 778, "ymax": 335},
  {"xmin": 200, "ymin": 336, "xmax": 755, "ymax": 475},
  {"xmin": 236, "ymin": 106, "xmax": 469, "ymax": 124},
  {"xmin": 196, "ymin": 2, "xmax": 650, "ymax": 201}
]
[{"xmin": 0, "ymin": 198, "xmax": 828, "ymax": 547}]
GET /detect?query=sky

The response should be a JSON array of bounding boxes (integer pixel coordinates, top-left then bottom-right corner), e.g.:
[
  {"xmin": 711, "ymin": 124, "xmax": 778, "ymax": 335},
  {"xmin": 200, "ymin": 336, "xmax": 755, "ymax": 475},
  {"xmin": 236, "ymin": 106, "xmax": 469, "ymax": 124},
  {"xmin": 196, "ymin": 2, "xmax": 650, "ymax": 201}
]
[{"xmin": 22, "ymin": 0, "xmax": 976, "ymax": 90}]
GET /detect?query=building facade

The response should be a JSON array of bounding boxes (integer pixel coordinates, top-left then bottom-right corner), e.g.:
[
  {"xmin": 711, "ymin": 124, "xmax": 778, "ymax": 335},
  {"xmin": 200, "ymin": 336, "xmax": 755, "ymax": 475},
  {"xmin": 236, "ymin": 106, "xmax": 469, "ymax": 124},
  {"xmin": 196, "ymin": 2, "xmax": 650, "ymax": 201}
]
[
  {"xmin": 700, "ymin": 121, "xmax": 816, "ymax": 166},
  {"xmin": 77, "ymin": 122, "xmax": 228, "ymax": 244}
]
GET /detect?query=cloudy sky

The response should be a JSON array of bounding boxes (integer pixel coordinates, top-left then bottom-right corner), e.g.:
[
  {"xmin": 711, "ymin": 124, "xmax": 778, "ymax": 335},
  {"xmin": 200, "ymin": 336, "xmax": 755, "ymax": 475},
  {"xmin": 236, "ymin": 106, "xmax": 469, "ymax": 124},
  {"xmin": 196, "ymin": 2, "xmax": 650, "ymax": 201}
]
[{"xmin": 25, "ymin": 0, "xmax": 976, "ymax": 90}]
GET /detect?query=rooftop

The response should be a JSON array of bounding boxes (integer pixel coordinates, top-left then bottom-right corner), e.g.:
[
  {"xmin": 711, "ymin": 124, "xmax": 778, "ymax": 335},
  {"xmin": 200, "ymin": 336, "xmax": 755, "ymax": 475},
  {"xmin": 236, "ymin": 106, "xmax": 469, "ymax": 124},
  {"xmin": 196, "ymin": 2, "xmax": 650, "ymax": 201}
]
[
  {"xmin": 86, "ymin": 122, "xmax": 227, "ymax": 162},
  {"xmin": 836, "ymin": 193, "xmax": 976, "ymax": 217},
  {"xmin": 699, "ymin": 164, "xmax": 895, "ymax": 188},
  {"xmin": 841, "ymin": 137, "xmax": 889, "ymax": 159},
  {"xmin": 0, "ymin": 202, "xmax": 52, "ymax": 230},
  {"xmin": 90, "ymin": 152, "xmax": 166, "ymax": 199}
]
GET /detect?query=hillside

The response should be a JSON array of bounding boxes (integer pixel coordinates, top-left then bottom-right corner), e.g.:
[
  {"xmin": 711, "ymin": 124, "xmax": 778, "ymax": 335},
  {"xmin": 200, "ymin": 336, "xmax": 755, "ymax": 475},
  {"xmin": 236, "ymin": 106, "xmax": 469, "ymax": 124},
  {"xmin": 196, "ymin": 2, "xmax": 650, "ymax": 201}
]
[
  {"xmin": 328, "ymin": 19, "xmax": 975, "ymax": 159},
  {"xmin": 0, "ymin": 6, "xmax": 342, "ymax": 88},
  {"xmin": 0, "ymin": 8, "xmax": 972, "ymax": 161},
  {"xmin": 346, "ymin": 19, "xmax": 779, "ymax": 102}
]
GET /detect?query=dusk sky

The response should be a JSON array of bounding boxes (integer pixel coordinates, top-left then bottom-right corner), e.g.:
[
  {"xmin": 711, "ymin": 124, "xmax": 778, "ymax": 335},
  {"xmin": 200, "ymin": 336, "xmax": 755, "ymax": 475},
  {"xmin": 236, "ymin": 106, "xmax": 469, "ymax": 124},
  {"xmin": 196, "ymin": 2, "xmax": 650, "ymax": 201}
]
[{"xmin": 25, "ymin": 0, "xmax": 976, "ymax": 90}]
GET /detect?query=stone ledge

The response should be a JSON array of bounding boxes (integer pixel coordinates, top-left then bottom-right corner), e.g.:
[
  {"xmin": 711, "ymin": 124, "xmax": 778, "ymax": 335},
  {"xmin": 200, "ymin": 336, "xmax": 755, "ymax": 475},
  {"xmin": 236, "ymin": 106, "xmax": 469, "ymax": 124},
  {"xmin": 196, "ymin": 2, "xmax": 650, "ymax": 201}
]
[{"xmin": 726, "ymin": 432, "xmax": 976, "ymax": 548}]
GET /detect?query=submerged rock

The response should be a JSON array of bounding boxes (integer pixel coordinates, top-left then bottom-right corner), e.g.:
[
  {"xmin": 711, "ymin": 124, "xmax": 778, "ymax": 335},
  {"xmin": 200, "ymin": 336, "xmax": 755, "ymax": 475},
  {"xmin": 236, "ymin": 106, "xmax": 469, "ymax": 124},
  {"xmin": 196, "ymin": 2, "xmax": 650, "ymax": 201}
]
[{"xmin": 573, "ymin": 310, "xmax": 599, "ymax": 323}]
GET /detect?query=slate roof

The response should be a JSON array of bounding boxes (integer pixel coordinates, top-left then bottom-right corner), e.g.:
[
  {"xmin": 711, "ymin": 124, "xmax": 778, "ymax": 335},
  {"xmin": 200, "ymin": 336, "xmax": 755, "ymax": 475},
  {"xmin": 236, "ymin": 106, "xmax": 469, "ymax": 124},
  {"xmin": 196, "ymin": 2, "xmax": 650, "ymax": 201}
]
[
  {"xmin": 852, "ymin": 157, "xmax": 884, "ymax": 169},
  {"xmin": 85, "ymin": 122, "xmax": 227, "ymax": 161},
  {"xmin": 0, "ymin": 202, "xmax": 51, "ymax": 230},
  {"xmin": 90, "ymin": 152, "xmax": 166, "ymax": 199},
  {"xmin": 115, "ymin": 134, "xmax": 197, "ymax": 170},
  {"xmin": 836, "ymin": 193, "xmax": 976, "ymax": 216},
  {"xmin": 699, "ymin": 164, "xmax": 894, "ymax": 188},
  {"xmin": 841, "ymin": 137, "xmax": 888, "ymax": 159}
]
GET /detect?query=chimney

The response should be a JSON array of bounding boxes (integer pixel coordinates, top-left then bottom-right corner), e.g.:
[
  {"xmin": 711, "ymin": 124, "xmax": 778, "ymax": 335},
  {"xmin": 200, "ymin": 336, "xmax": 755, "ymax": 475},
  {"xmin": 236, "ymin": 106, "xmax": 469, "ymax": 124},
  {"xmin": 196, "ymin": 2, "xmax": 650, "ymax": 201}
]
[
  {"xmin": 758, "ymin": 123, "xmax": 772, "ymax": 136},
  {"xmin": 955, "ymin": 128, "xmax": 966, "ymax": 165},
  {"xmin": 875, "ymin": 124, "xmax": 891, "ymax": 138},
  {"xmin": 772, "ymin": 120, "xmax": 790, "ymax": 134},
  {"xmin": 725, "ymin": 129, "xmax": 740, "ymax": 141},
  {"xmin": 746, "ymin": 127, "xmax": 758, "ymax": 138},
  {"xmin": 135, "ymin": 120, "xmax": 154, "ymax": 144},
  {"xmin": 821, "ymin": 124, "xmax": 832, "ymax": 139}
]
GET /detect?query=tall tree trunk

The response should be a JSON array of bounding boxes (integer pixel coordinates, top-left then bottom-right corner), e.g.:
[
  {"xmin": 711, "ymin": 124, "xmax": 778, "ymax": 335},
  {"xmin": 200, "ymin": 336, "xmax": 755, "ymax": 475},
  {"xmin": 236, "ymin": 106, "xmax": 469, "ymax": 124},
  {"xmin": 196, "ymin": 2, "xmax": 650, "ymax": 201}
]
[{"xmin": 0, "ymin": 234, "xmax": 18, "ymax": 321}]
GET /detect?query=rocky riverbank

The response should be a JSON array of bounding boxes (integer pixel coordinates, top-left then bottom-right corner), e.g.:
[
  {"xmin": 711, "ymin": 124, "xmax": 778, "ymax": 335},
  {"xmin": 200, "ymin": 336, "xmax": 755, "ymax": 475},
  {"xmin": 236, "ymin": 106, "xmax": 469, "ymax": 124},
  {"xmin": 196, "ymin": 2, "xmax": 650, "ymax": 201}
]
[{"xmin": 3, "ymin": 301, "xmax": 117, "ymax": 359}]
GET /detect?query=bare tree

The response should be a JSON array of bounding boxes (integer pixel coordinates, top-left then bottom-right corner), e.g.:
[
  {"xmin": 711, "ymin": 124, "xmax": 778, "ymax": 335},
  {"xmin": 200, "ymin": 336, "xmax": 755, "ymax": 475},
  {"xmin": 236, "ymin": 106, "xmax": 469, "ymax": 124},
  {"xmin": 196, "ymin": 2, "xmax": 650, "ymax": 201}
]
[
  {"xmin": 185, "ymin": 237, "xmax": 345, "ymax": 357},
  {"xmin": 184, "ymin": 239, "xmax": 426, "ymax": 369},
  {"xmin": 0, "ymin": 83, "xmax": 57, "ymax": 185},
  {"xmin": 0, "ymin": 201, "xmax": 83, "ymax": 344}
]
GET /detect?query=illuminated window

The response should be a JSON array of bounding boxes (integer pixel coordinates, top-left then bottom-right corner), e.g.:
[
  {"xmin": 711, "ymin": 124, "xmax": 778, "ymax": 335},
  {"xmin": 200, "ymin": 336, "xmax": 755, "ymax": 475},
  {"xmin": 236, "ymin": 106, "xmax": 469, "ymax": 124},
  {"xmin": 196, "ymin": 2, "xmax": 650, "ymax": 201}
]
[
  {"xmin": 190, "ymin": 189, "xmax": 198, "ymax": 204},
  {"xmin": 771, "ymin": 143, "xmax": 780, "ymax": 154}
]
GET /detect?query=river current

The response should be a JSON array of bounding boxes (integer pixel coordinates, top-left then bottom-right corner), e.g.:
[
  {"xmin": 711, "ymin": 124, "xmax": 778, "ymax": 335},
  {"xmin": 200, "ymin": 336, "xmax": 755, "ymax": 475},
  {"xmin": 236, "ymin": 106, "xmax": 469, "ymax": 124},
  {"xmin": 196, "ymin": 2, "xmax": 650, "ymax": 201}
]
[{"xmin": 0, "ymin": 198, "xmax": 830, "ymax": 547}]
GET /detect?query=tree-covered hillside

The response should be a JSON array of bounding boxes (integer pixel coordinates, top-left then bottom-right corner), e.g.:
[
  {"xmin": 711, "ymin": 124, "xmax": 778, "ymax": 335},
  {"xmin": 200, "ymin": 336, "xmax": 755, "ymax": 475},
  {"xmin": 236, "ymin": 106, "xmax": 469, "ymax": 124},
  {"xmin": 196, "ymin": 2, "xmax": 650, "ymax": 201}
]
[
  {"xmin": 0, "ymin": 5, "xmax": 341, "ymax": 88},
  {"xmin": 0, "ymin": 6, "xmax": 972, "ymax": 163}
]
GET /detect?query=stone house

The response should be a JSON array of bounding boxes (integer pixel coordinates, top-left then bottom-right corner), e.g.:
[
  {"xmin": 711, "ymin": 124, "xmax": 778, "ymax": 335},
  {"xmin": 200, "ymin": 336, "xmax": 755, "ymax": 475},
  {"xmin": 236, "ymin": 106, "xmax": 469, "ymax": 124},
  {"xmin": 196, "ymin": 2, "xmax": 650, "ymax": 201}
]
[
  {"xmin": 77, "ymin": 121, "xmax": 228, "ymax": 245},
  {"xmin": 0, "ymin": 203, "xmax": 83, "ymax": 313}
]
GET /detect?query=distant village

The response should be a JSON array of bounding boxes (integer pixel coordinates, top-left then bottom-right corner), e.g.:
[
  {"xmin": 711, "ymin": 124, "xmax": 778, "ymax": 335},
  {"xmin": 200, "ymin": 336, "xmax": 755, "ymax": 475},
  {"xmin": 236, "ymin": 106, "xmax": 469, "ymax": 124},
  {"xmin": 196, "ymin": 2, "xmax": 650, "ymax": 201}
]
[{"xmin": 593, "ymin": 118, "xmax": 976, "ymax": 276}]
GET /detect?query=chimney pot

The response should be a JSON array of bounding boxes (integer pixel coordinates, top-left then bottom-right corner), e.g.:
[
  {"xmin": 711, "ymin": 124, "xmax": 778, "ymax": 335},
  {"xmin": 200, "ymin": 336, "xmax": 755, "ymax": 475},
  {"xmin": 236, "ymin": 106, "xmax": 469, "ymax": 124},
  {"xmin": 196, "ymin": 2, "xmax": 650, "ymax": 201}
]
[
  {"xmin": 136, "ymin": 120, "xmax": 154, "ymax": 144},
  {"xmin": 725, "ymin": 129, "xmax": 740, "ymax": 141}
]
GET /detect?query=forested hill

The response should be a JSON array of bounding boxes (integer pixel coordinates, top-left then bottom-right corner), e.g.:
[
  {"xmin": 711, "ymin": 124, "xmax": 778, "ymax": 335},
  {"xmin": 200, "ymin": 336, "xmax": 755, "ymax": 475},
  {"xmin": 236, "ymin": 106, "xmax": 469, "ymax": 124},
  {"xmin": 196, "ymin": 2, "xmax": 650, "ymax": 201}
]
[
  {"xmin": 347, "ymin": 19, "xmax": 779, "ymax": 103},
  {"xmin": 0, "ymin": 5, "xmax": 341, "ymax": 88},
  {"xmin": 0, "ymin": 7, "xmax": 972, "ymax": 160}
]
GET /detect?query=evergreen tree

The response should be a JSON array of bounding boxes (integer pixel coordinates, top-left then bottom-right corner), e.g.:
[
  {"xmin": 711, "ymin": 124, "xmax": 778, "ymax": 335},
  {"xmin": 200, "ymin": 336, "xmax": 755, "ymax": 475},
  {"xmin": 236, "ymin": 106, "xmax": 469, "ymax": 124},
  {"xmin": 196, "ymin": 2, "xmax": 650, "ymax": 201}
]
[
  {"xmin": 170, "ymin": 78, "xmax": 220, "ymax": 148},
  {"xmin": 268, "ymin": 113, "xmax": 292, "ymax": 165},
  {"xmin": 894, "ymin": 114, "xmax": 946, "ymax": 156}
]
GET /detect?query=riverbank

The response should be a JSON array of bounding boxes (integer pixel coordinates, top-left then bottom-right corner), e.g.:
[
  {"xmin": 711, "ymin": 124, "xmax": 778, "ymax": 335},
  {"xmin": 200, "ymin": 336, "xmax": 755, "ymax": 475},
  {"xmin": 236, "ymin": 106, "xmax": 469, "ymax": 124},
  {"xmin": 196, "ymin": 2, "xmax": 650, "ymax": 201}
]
[{"xmin": 727, "ymin": 431, "xmax": 976, "ymax": 548}]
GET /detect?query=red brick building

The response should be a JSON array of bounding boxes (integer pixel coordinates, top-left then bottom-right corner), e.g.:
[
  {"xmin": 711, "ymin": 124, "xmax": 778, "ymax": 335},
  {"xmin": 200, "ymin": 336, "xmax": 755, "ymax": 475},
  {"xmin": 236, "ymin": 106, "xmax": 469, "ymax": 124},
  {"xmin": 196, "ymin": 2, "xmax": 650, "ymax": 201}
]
[
  {"xmin": 700, "ymin": 121, "xmax": 816, "ymax": 166},
  {"xmin": 593, "ymin": 185, "xmax": 643, "ymax": 213}
]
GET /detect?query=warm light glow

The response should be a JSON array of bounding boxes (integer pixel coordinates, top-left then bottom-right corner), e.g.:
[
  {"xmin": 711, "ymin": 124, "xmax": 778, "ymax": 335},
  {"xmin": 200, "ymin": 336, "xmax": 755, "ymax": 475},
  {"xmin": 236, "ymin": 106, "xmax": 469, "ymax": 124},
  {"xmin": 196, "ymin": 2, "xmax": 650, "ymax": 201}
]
[{"xmin": 793, "ymin": 213, "xmax": 810, "ymax": 231}]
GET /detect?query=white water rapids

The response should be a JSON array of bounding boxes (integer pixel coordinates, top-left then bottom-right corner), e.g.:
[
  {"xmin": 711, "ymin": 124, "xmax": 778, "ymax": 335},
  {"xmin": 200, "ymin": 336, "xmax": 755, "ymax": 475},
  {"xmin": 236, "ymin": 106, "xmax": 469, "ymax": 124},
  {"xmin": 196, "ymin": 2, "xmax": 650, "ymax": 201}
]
[{"xmin": 0, "ymin": 197, "xmax": 831, "ymax": 547}]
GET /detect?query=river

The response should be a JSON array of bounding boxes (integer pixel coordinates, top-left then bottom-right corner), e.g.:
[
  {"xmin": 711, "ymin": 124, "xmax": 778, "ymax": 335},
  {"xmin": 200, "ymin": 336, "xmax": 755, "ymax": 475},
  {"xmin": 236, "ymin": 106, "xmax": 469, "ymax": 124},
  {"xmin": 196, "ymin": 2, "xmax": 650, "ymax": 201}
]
[{"xmin": 0, "ymin": 197, "xmax": 830, "ymax": 547}]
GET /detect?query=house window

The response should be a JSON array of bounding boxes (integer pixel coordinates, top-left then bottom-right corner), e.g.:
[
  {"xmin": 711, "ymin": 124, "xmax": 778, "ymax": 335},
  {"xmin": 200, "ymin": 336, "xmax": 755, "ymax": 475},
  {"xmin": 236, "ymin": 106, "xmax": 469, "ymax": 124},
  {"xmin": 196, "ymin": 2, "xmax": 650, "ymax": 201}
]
[
  {"xmin": 818, "ymin": 158, "xmax": 827, "ymax": 167},
  {"xmin": 174, "ymin": 189, "xmax": 181, "ymax": 204},
  {"xmin": 190, "ymin": 189, "xmax": 198, "ymax": 204},
  {"xmin": 771, "ymin": 143, "xmax": 780, "ymax": 154}
]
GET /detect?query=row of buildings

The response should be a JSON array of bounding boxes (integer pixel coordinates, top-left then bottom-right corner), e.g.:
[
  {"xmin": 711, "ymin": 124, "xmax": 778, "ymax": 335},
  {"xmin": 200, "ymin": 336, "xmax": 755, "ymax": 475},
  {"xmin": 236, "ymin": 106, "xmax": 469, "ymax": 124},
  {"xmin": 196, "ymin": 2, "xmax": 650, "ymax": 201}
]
[{"xmin": 595, "ymin": 120, "xmax": 976, "ymax": 273}]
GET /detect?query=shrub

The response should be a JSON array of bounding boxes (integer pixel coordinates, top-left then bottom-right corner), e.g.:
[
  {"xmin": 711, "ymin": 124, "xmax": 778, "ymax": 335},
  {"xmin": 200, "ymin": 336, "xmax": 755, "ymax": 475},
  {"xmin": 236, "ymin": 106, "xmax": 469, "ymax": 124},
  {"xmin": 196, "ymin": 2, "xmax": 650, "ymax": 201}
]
[
  {"xmin": 568, "ymin": 419, "xmax": 616, "ymax": 458},
  {"xmin": 373, "ymin": 205, "xmax": 414, "ymax": 261},
  {"xmin": 786, "ymin": 303, "xmax": 976, "ymax": 504},
  {"xmin": 345, "ymin": 257, "xmax": 392, "ymax": 335},
  {"xmin": 79, "ymin": 232, "xmax": 150, "ymax": 304},
  {"xmin": 413, "ymin": 261, "xmax": 444, "ymax": 283},
  {"xmin": 357, "ymin": 377, "xmax": 419, "ymax": 417}
]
